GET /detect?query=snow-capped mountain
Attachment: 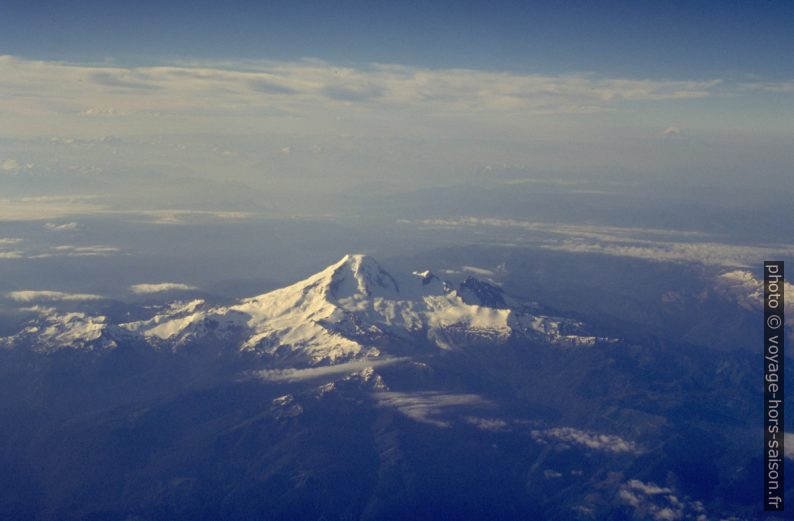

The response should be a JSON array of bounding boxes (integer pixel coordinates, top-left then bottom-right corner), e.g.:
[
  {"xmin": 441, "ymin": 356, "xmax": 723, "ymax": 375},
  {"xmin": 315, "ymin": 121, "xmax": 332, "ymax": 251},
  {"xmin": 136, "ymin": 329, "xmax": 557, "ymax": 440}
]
[
  {"xmin": 0, "ymin": 254, "xmax": 771, "ymax": 521},
  {"xmin": 2, "ymin": 254, "xmax": 603, "ymax": 361},
  {"xmin": 0, "ymin": 306, "xmax": 121, "ymax": 352}
]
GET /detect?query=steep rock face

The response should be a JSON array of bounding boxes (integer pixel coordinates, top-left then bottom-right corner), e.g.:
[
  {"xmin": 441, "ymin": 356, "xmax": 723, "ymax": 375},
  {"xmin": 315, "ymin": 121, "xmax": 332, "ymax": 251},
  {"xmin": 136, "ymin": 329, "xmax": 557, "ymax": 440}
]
[{"xmin": 2, "ymin": 254, "xmax": 604, "ymax": 362}]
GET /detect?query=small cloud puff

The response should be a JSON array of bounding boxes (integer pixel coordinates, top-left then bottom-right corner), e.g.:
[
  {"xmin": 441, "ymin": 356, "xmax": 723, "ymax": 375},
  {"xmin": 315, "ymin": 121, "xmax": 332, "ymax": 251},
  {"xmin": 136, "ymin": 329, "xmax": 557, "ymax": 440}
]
[
  {"xmin": 130, "ymin": 282, "xmax": 198, "ymax": 294},
  {"xmin": 465, "ymin": 416, "xmax": 510, "ymax": 432},
  {"xmin": 531, "ymin": 426, "xmax": 641, "ymax": 454},
  {"xmin": 2, "ymin": 159, "xmax": 20, "ymax": 172},
  {"xmin": 657, "ymin": 126, "xmax": 684, "ymax": 139},
  {"xmin": 618, "ymin": 479, "xmax": 708, "ymax": 521},
  {"xmin": 44, "ymin": 222, "xmax": 79, "ymax": 231},
  {"xmin": 716, "ymin": 270, "xmax": 793, "ymax": 326},
  {"xmin": 1, "ymin": 159, "xmax": 32, "ymax": 174},
  {"xmin": 785, "ymin": 433, "xmax": 794, "ymax": 460},
  {"xmin": 7, "ymin": 290, "xmax": 104, "ymax": 302}
]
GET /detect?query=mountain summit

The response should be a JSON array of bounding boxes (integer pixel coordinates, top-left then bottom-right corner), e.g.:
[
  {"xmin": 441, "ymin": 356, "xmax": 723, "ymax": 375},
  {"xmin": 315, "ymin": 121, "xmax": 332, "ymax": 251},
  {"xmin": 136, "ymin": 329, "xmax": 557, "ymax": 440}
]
[{"xmin": 322, "ymin": 254, "xmax": 401, "ymax": 298}]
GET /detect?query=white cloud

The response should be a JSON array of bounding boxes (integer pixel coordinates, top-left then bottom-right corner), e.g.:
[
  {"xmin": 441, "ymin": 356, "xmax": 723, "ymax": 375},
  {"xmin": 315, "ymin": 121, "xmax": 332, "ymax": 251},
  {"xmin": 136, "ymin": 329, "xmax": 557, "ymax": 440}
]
[
  {"xmin": 0, "ymin": 158, "xmax": 33, "ymax": 174},
  {"xmin": 716, "ymin": 270, "xmax": 794, "ymax": 327},
  {"xmin": 0, "ymin": 55, "xmax": 722, "ymax": 134},
  {"xmin": 617, "ymin": 480, "xmax": 707, "ymax": 521},
  {"xmin": 0, "ymin": 55, "xmax": 788, "ymax": 210},
  {"xmin": 716, "ymin": 270, "xmax": 763, "ymax": 308},
  {"xmin": 541, "ymin": 239, "xmax": 794, "ymax": 268},
  {"xmin": 465, "ymin": 416, "xmax": 510, "ymax": 432},
  {"xmin": 130, "ymin": 282, "xmax": 198, "ymax": 294},
  {"xmin": 657, "ymin": 126, "xmax": 684, "ymax": 139},
  {"xmin": 0, "ymin": 196, "xmax": 105, "ymax": 221},
  {"xmin": 415, "ymin": 217, "xmax": 792, "ymax": 267},
  {"xmin": 654, "ymin": 508, "xmax": 680, "ymax": 521},
  {"xmin": 461, "ymin": 266, "xmax": 495, "ymax": 277},
  {"xmin": 374, "ymin": 391, "xmax": 489, "ymax": 427},
  {"xmin": 0, "ymin": 239, "xmax": 122, "ymax": 261},
  {"xmin": 135, "ymin": 209, "xmax": 253, "ymax": 225},
  {"xmin": 44, "ymin": 222, "xmax": 79, "ymax": 231},
  {"xmin": 531, "ymin": 427, "xmax": 641, "ymax": 454},
  {"xmin": 738, "ymin": 81, "xmax": 794, "ymax": 94},
  {"xmin": 627, "ymin": 480, "xmax": 672, "ymax": 495},
  {"xmin": 1, "ymin": 159, "xmax": 20, "ymax": 173},
  {"xmin": 18, "ymin": 305, "xmax": 57, "ymax": 314},
  {"xmin": 7, "ymin": 290, "xmax": 104, "ymax": 302},
  {"xmin": 0, "ymin": 239, "xmax": 23, "ymax": 260},
  {"xmin": 619, "ymin": 488, "xmax": 642, "ymax": 508},
  {"xmin": 785, "ymin": 432, "xmax": 794, "ymax": 460},
  {"xmin": 253, "ymin": 357, "xmax": 406, "ymax": 383},
  {"xmin": 29, "ymin": 245, "xmax": 121, "ymax": 258},
  {"xmin": 416, "ymin": 217, "xmax": 704, "ymax": 242}
]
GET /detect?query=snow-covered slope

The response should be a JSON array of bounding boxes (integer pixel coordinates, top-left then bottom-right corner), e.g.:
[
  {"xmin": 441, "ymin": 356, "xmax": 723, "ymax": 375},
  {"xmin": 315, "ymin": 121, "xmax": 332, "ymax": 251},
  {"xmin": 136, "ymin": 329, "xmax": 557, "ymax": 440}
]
[
  {"xmin": 2, "ymin": 254, "xmax": 604, "ymax": 360},
  {"xmin": 0, "ymin": 306, "xmax": 121, "ymax": 352}
]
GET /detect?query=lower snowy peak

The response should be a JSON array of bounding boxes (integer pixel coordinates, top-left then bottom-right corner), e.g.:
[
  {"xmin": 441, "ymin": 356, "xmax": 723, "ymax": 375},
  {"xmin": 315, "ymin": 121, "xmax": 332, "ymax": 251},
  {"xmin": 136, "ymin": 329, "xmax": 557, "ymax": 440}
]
[
  {"xmin": 121, "ymin": 299, "xmax": 249, "ymax": 348},
  {"xmin": 1, "ymin": 306, "xmax": 121, "ymax": 352},
  {"xmin": 3, "ymin": 254, "xmax": 607, "ymax": 360}
]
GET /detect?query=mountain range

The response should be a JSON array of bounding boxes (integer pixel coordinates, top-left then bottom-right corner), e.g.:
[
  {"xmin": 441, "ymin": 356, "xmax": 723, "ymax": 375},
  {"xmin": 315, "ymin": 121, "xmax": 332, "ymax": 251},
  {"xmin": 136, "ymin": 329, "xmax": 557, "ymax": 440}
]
[
  {"xmin": 0, "ymin": 254, "xmax": 783, "ymax": 520},
  {"xmin": 3, "ymin": 254, "xmax": 603, "ymax": 358}
]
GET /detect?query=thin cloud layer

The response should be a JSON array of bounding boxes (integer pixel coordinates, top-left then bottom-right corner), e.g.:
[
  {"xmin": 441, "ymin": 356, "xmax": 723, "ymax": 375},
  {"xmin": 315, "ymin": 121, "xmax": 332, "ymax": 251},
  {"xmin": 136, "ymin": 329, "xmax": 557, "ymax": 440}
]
[
  {"xmin": 254, "ymin": 357, "xmax": 405, "ymax": 383},
  {"xmin": 130, "ymin": 282, "xmax": 198, "ymax": 294},
  {"xmin": 541, "ymin": 239, "xmax": 794, "ymax": 268},
  {"xmin": 28, "ymin": 245, "xmax": 121, "ymax": 259},
  {"xmin": 416, "ymin": 217, "xmax": 794, "ymax": 268},
  {"xmin": 7, "ymin": 290, "xmax": 104, "ymax": 302},
  {"xmin": 0, "ymin": 196, "xmax": 105, "ymax": 221},
  {"xmin": 1, "ymin": 54, "xmax": 790, "ymax": 219},
  {"xmin": 0, "ymin": 55, "xmax": 721, "ymax": 128},
  {"xmin": 374, "ymin": 391, "xmax": 489, "ymax": 427},
  {"xmin": 531, "ymin": 426, "xmax": 641, "ymax": 454},
  {"xmin": 44, "ymin": 222, "xmax": 79, "ymax": 231},
  {"xmin": 0, "ymin": 237, "xmax": 121, "ymax": 260},
  {"xmin": 0, "ymin": 238, "xmax": 24, "ymax": 258}
]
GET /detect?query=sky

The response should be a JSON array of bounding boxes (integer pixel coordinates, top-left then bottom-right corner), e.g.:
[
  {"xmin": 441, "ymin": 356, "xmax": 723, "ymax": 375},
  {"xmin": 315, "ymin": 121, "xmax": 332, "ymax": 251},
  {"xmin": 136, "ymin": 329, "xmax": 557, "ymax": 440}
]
[
  {"xmin": 2, "ymin": 1, "xmax": 794, "ymax": 79},
  {"xmin": 0, "ymin": 1, "xmax": 792, "ymax": 233},
  {"xmin": 0, "ymin": 0, "xmax": 793, "ymax": 309}
]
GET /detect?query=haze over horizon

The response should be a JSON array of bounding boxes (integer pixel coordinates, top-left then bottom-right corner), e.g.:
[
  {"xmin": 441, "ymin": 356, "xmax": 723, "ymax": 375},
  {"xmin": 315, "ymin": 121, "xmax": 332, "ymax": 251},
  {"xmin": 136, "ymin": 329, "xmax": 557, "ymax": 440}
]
[{"xmin": 1, "ymin": 1, "xmax": 792, "ymax": 225}]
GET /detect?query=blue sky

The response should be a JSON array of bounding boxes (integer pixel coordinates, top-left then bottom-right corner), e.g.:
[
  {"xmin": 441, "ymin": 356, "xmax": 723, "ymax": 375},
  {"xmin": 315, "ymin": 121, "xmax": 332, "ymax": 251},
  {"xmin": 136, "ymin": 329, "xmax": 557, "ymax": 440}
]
[{"xmin": 2, "ymin": 1, "xmax": 793, "ymax": 79}]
